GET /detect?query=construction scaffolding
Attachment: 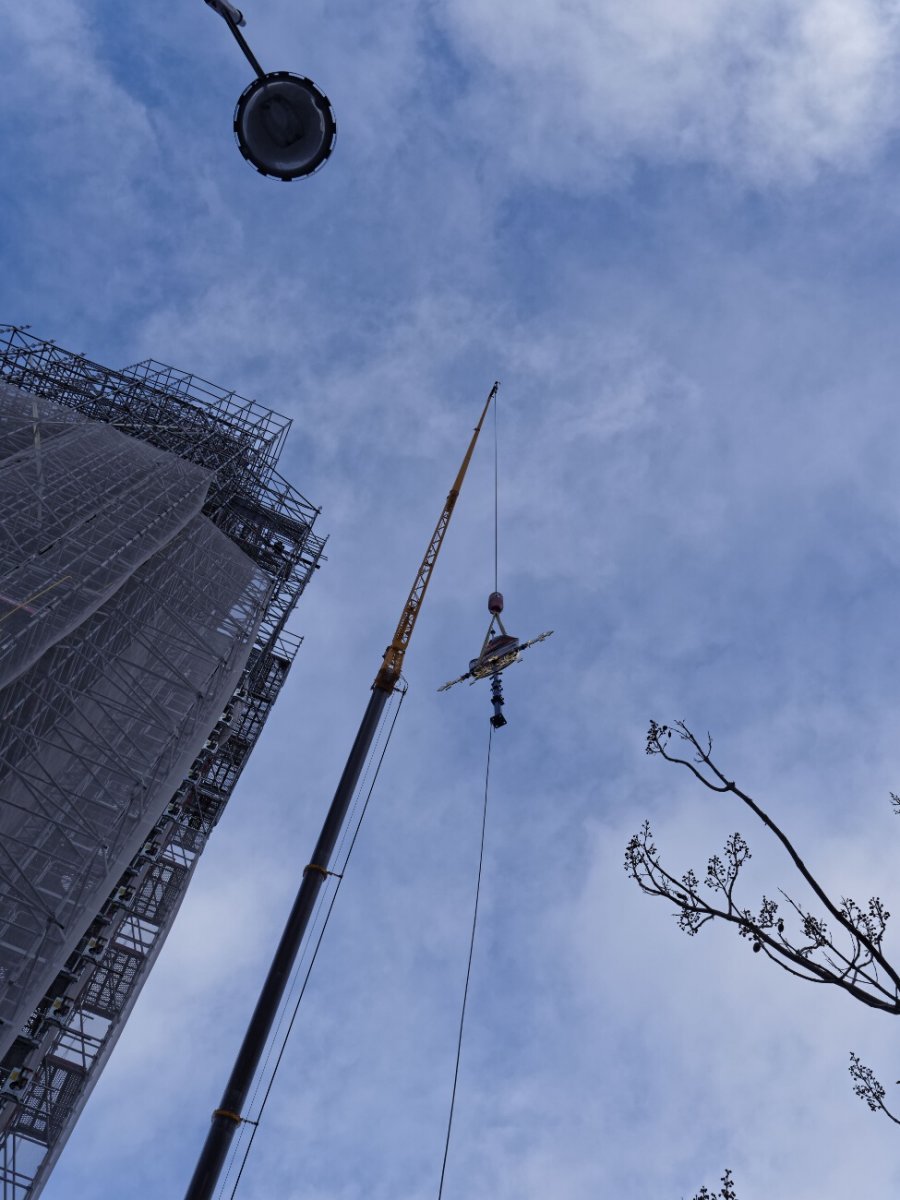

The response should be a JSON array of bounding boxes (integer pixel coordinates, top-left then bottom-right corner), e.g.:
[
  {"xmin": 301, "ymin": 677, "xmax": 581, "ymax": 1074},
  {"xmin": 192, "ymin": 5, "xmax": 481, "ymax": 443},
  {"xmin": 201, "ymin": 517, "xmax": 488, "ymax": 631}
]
[{"xmin": 0, "ymin": 327, "xmax": 326, "ymax": 1199}]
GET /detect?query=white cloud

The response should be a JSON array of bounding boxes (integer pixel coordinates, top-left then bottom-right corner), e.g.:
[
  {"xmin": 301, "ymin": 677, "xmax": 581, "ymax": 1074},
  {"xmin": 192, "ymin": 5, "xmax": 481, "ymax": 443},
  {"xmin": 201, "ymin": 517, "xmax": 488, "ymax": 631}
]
[{"xmin": 439, "ymin": 0, "xmax": 900, "ymax": 186}]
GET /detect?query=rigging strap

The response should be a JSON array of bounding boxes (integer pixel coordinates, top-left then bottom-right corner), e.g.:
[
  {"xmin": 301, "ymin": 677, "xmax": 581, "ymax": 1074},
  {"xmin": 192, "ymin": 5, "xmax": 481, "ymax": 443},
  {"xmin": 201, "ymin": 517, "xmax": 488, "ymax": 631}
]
[{"xmin": 437, "ymin": 719, "xmax": 493, "ymax": 1200}]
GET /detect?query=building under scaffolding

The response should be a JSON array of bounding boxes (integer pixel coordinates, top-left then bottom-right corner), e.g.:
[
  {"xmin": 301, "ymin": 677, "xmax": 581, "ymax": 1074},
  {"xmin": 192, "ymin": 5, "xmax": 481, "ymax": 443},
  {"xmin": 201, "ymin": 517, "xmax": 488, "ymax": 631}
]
[{"xmin": 0, "ymin": 326, "xmax": 326, "ymax": 1198}]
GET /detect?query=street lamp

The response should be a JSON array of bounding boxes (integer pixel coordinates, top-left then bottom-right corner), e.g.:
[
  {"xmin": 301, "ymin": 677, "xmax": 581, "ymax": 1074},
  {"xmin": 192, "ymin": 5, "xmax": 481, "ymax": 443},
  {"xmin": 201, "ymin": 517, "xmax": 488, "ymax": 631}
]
[{"xmin": 203, "ymin": 0, "xmax": 336, "ymax": 180}]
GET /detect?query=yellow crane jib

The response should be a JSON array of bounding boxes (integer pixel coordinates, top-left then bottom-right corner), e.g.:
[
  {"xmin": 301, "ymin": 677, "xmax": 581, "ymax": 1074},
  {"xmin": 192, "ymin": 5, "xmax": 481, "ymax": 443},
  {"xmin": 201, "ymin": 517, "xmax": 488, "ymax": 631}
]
[{"xmin": 373, "ymin": 381, "xmax": 499, "ymax": 695}]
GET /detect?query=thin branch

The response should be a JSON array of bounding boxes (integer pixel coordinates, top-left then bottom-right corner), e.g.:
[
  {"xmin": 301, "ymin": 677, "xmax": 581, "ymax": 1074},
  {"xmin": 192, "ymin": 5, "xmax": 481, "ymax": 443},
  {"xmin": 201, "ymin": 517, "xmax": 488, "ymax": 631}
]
[
  {"xmin": 649, "ymin": 722, "xmax": 900, "ymax": 994},
  {"xmin": 690, "ymin": 1168, "xmax": 737, "ymax": 1200},
  {"xmin": 637, "ymin": 721, "xmax": 900, "ymax": 1010},
  {"xmin": 849, "ymin": 1053, "xmax": 900, "ymax": 1126},
  {"xmin": 637, "ymin": 721, "xmax": 900, "ymax": 1136},
  {"xmin": 629, "ymin": 828, "xmax": 897, "ymax": 1007}
]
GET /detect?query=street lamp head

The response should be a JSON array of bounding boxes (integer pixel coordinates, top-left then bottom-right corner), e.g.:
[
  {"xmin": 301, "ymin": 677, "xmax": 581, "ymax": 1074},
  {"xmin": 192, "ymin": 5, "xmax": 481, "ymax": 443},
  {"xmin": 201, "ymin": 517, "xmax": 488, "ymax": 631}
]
[{"xmin": 233, "ymin": 71, "xmax": 336, "ymax": 181}]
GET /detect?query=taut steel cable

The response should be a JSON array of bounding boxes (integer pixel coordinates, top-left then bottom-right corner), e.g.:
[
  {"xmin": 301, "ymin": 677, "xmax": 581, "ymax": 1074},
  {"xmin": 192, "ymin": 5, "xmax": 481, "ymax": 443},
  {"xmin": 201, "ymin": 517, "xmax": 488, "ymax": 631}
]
[{"xmin": 436, "ymin": 719, "xmax": 493, "ymax": 1200}]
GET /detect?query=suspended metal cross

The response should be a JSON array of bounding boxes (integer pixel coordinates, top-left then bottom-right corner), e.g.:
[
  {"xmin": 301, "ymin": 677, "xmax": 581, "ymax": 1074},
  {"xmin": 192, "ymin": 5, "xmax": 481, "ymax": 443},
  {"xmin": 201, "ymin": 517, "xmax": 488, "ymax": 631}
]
[{"xmin": 438, "ymin": 591, "xmax": 553, "ymax": 727}]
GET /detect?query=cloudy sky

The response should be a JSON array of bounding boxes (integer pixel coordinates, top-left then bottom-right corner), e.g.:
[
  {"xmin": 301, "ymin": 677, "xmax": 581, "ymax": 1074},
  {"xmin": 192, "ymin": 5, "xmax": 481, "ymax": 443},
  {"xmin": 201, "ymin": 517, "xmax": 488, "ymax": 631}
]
[{"xmin": 6, "ymin": 0, "xmax": 900, "ymax": 1196}]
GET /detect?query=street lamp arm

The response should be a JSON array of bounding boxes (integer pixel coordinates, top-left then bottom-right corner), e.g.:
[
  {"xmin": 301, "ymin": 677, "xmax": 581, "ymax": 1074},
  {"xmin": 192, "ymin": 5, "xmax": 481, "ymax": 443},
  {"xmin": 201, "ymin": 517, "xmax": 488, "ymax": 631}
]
[
  {"xmin": 204, "ymin": 0, "xmax": 246, "ymax": 28},
  {"xmin": 202, "ymin": 0, "xmax": 266, "ymax": 79}
]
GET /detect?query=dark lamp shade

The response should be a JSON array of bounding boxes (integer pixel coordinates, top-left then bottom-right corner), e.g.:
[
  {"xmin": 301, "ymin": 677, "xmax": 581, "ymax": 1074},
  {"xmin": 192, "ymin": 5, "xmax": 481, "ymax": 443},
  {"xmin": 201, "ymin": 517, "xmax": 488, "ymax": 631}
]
[{"xmin": 233, "ymin": 72, "xmax": 336, "ymax": 180}]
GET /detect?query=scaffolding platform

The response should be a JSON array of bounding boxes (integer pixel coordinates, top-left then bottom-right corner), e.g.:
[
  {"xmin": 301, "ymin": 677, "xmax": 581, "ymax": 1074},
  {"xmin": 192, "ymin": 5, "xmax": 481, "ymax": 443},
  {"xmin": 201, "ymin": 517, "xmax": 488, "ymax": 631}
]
[{"xmin": 0, "ymin": 326, "xmax": 326, "ymax": 1199}]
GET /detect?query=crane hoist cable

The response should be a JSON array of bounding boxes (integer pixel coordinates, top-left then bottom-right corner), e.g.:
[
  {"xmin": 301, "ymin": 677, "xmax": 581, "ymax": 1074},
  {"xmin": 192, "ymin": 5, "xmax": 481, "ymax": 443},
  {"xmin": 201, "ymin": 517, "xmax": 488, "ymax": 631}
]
[
  {"xmin": 433, "ymin": 392, "xmax": 555, "ymax": 1196},
  {"xmin": 493, "ymin": 385, "xmax": 499, "ymax": 595},
  {"xmin": 436, "ymin": 719, "xmax": 493, "ymax": 1200}
]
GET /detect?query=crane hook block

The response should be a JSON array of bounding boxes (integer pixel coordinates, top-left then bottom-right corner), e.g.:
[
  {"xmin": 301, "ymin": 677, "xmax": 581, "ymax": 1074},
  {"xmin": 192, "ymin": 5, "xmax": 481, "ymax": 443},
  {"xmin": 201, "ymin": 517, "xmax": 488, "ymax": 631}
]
[{"xmin": 488, "ymin": 591, "xmax": 504, "ymax": 615}]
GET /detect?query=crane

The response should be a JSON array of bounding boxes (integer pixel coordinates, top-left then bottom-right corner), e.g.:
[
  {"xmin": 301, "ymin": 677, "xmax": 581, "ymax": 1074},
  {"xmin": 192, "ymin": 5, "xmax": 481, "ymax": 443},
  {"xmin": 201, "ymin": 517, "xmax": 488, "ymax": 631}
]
[{"xmin": 184, "ymin": 382, "xmax": 498, "ymax": 1200}]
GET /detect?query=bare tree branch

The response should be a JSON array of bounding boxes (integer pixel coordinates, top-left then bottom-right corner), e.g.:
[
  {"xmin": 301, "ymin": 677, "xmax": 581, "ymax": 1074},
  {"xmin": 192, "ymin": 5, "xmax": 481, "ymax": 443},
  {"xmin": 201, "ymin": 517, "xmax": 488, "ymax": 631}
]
[
  {"xmin": 632, "ymin": 719, "xmax": 900, "ymax": 1138},
  {"xmin": 627, "ymin": 721, "xmax": 900, "ymax": 1015},
  {"xmin": 849, "ymin": 1053, "xmax": 900, "ymax": 1126},
  {"xmin": 690, "ymin": 1168, "xmax": 737, "ymax": 1200}
]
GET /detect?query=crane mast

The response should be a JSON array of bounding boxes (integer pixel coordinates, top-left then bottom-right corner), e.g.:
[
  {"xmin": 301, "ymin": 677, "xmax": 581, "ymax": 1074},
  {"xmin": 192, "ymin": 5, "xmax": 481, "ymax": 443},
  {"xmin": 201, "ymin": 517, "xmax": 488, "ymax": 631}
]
[{"xmin": 184, "ymin": 383, "xmax": 497, "ymax": 1200}]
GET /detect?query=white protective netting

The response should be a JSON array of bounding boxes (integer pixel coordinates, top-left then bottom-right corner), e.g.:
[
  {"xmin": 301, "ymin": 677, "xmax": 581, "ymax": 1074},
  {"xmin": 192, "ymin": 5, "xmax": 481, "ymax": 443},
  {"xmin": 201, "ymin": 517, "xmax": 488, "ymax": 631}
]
[
  {"xmin": 0, "ymin": 382, "xmax": 213, "ymax": 691},
  {"xmin": 0, "ymin": 387, "xmax": 273, "ymax": 1056}
]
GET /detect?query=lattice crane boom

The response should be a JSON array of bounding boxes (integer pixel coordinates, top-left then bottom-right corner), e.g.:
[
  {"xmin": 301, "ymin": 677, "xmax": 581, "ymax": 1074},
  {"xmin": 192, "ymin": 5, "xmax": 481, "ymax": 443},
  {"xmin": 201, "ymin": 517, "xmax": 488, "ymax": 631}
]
[{"xmin": 374, "ymin": 381, "xmax": 498, "ymax": 693}]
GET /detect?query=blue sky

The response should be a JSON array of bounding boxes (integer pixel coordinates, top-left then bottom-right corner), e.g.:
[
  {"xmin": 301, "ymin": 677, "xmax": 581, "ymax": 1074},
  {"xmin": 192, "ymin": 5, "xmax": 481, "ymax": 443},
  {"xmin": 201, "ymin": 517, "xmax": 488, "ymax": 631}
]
[{"xmin": 6, "ymin": 1, "xmax": 900, "ymax": 1197}]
